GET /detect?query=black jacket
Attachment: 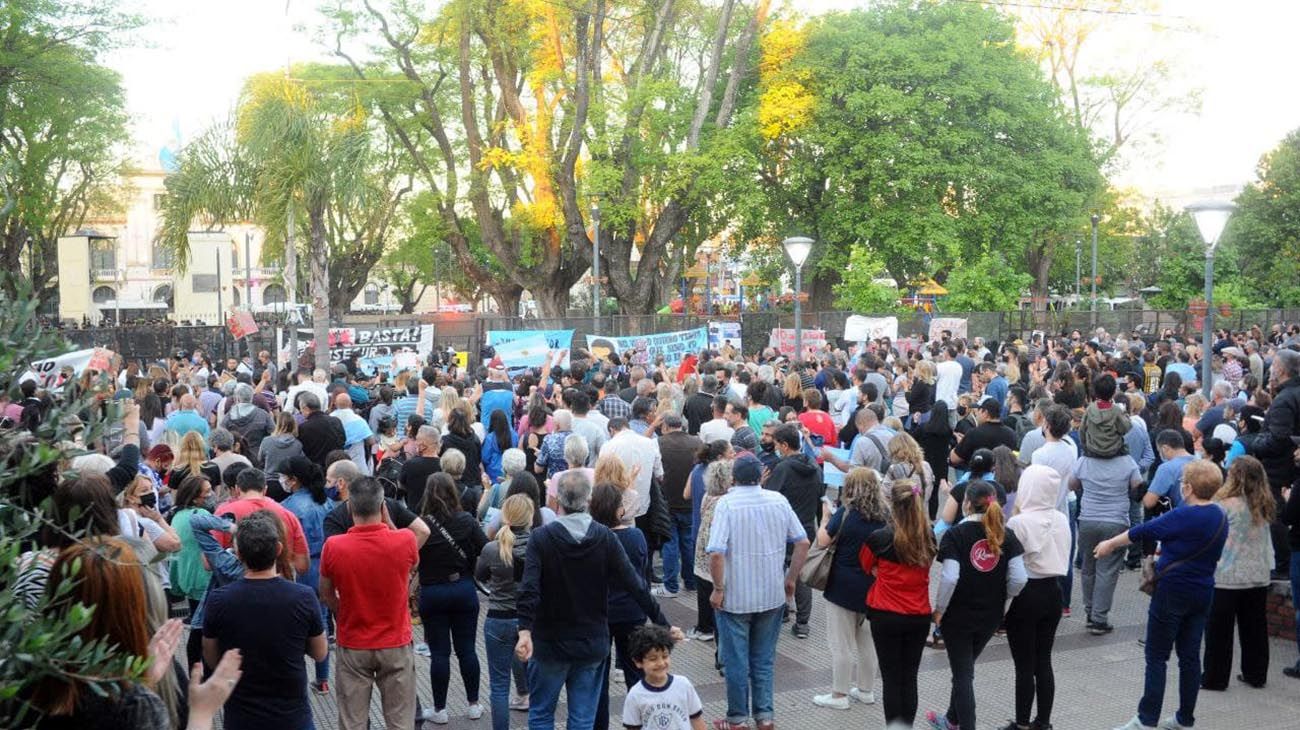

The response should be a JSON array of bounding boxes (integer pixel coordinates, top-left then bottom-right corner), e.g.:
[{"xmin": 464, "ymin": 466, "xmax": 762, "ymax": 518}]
[
  {"xmin": 298, "ymin": 412, "xmax": 345, "ymax": 465},
  {"xmin": 764, "ymin": 452, "xmax": 822, "ymax": 527},
  {"xmin": 682, "ymin": 392, "xmax": 715, "ymax": 435},
  {"xmin": 441, "ymin": 430, "xmax": 483, "ymax": 486},
  {"xmin": 1250, "ymin": 377, "xmax": 1300, "ymax": 490}
]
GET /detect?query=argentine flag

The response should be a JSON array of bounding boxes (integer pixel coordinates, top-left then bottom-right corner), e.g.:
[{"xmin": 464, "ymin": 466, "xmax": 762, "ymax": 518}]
[{"xmin": 493, "ymin": 333, "xmax": 551, "ymax": 369}]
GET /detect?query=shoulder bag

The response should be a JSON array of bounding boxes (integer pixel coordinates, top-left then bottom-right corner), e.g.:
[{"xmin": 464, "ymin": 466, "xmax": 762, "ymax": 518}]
[
  {"xmin": 1139, "ymin": 509, "xmax": 1228, "ymax": 596},
  {"xmin": 800, "ymin": 509, "xmax": 846, "ymax": 591}
]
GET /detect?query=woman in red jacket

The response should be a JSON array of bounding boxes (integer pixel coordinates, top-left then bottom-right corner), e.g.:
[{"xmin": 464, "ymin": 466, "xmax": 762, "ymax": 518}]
[{"xmin": 860, "ymin": 478, "xmax": 938, "ymax": 730}]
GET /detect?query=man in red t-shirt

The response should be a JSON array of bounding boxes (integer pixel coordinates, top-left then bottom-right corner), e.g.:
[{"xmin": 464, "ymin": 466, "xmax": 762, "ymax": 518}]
[
  {"xmin": 798, "ymin": 388, "xmax": 839, "ymax": 462},
  {"xmin": 320, "ymin": 476, "xmax": 425, "ymax": 730},
  {"xmin": 214, "ymin": 468, "xmax": 309, "ymax": 574}
]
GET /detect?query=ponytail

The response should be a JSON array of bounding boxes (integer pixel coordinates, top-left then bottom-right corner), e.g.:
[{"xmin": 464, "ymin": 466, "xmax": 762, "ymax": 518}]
[
  {"xmin": 497, "ymin": 494, "xmax": 533, "ymax": 566},
  {"xmin": 889, "ymin": 479, "xmax": 937, "ymax": 567},
  {"xmin": 304, "ymin": 463, "xmax": 326, "ymax": 505},
  {"xmin": 965, "ymin": 479, "xmax": 1004, "ymax": 556}
]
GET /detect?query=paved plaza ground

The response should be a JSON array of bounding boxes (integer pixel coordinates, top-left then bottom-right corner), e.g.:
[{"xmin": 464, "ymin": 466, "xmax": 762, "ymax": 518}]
[{"xmin": 271, "ymin": 564, "xmax": 1300, "ymax": 730}]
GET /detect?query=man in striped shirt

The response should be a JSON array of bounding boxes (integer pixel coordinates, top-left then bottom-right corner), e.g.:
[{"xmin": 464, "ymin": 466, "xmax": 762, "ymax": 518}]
[{"xmin": 706, "ymin": 454, "xmax": 810, "ymax": 730}]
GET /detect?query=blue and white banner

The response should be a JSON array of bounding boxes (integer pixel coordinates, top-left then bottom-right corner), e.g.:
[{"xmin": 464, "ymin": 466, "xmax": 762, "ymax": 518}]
[
  {"xmin": 485, "ymin": 329, "xmax": 574, "ymax": 367},
  {"xmin": 490, "ymin": 333, "xmax": 553, "ymax": 369},
  {"xmin": 586, "ymin": 327, "xmax": 707, "ymax": 367}
]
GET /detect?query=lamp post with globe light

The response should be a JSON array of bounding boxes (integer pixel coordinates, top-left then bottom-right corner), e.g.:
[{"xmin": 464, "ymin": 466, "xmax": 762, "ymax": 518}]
[
  {"xmin": 782, "ymin": 236, "xmax": 814, "ymax": 361},
  {"xmin": 1186, "ymin": 200, "xmax": 1235, "ymax": 399}
]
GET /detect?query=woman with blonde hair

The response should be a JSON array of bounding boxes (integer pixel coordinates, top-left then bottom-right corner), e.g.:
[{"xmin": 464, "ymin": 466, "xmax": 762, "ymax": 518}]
[
  {"xmin": 1202, "ymin": 455, "xmax": 1275, "ymax": 690},
  {"xmin": 907, "ymin": 360, "xmax": 937, "ymax": 425},
  {"xmin": 859, "ymin": 479, "xmax": 937, "ymax": 728},
  {"xmin": 475, "ymin": 494, "xmax": 535, "ymax": 726},
  {"xmin": 782, "ymin": 372, "xmax": 805, "ymax": 412},
  {"xmin": 594, "ymin": 452, "xmax": 638, "ymax": 524},
  {"xmin": 927, "ymin": 480, "xmax": 1026, "ymax": 730},
  {"xmin": 885, "ymin": 432, "xmax": 934, "ymax": 507},
  {"xmin": 168, "ymin": 431, "xmax": 220, "ymax": 487},
  {"xmin": 813, "ymin": 467, "xmax": 891, "ymax": 710}
]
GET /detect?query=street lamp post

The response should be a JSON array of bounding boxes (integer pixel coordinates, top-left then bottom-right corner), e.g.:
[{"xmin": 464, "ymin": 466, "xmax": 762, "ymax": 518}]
[
  {"xmin": 1075, "ymin": 239, "xmax": 1082, "ymax": 302},
  {"xmin": 782, "ymin": 237, "xmax": 814, "ymax": 361},
  {"xmin": 591, "ymin": 201, "xmax": 601, "ymax": 330},
  {"xmin": 1187, "ymin": 200, "xmax": 1235, "ymax": 399},
  {"xmin": 1090, "ymin": 213, "xmax": 1100, "ymax": 313}
]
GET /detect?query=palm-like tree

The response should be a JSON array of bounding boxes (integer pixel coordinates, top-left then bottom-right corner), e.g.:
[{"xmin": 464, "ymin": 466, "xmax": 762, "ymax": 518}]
[{"xmin": 157, "ymin": 72, "xmax": 372, "ymax": 365}]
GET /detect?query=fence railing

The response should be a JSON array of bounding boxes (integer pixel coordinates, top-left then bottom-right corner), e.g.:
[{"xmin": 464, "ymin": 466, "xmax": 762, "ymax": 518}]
[{"xmin": 47, "ymin": 308, "xmax": 1300, "ymax": 366}]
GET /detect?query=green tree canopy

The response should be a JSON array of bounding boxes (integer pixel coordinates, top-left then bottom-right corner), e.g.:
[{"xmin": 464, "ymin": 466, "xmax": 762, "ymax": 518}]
[{"xmin": 1227, "ymin": 128, "xmax": 1300, "ymax": 306}]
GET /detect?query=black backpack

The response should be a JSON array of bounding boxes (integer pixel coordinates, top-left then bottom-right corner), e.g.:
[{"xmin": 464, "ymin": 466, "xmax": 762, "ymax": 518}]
[{"xmin": 376, "ymin": 453, "xmax": 407, "ymax": 499}]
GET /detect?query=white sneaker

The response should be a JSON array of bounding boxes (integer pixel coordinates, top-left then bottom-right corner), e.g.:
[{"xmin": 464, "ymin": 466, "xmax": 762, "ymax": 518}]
[
  {"xmin": 849, "ymin": 687, "xmax": 875, "ymax": 705},
  {"xmin": 425, "ymin": 708, "xmax": 449, "ymax": 724},
  {"xmin": 686, "ymin": 628, "xmax": 715, "ymax": 642},
  {"xmin": 812, "ymin": 693, "xmax": 851, "ymax": 710},
  {"xmin": 1157, "ymin": 717, "xmax": 1190, "ymax": 730},
  {"xmin": 414, "ymin": 642, "xmax": 431, "ymax": 657},
  {"xmin": 467, "ymin": 703, "xmax": 484, "ymax": 720},
  {"xmin": 1113, "ymin": 717, "xmax": 1156, "ymax": 730},
  {"xmin": 509, "ymin": 694, "xmax": 530, "ymax": 711},
  {"xmin": 651, "ymin": 585, "xmax": 679, "ymax": 598}
]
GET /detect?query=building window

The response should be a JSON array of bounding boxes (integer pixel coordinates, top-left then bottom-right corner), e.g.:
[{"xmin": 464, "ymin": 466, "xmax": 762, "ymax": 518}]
[
  {"xmin": 92, "ymin": 286, "xmax": 116, "ymax": 304},
  {"xmin": 153, "ymin": 285, "xmax": 173, "ymax": 307},
  {"xmin": 364, "ymin": 284, "xmax": 380, "ymax": 306},
  {"xmin": 89, "ymin": 239, "xmax": 117, "ymax": 272},
  {"xmin": 263, "ymin": 284, "xmax": 286, "ymax": 305},
  {"xmin": 152, "ymin": 241, "xmax": 175, "ymax": 270}
]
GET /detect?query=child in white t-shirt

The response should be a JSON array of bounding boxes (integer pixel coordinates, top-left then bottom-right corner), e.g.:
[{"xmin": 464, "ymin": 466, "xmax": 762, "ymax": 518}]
[{"xmin": 620, "ymin": 625, "xmax": 705, "ymax": 730}]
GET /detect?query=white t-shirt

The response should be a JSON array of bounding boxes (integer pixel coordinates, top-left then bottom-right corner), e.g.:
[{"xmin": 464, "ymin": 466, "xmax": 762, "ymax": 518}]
[
  {"xmin": 621, "ymin": 674, "xmax": 703, "ymax": 730},
  {"xmin": 1030, "ymin": 440, "xmax": 1078, "ymax": 516},
  {"xmin": 935, "ymin": 360, "xmax": 962, "ymax": 409}
]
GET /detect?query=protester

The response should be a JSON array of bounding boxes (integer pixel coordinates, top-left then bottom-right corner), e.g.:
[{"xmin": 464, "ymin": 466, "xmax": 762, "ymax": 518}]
[
  {"xmin": 763, "ymin": 424, "xmax": 823, "ymax": 637},
  {"xmin": 707, "ymin": 454, "xmax": 811, "ymax": 730},
  {"xmin": 1095, "ymin": 460, "xmax": 1229, "ymax": 730},
  {"xmin": 319, "ymin": 476, "xmax": 428, "ymax": 730},
  {"xmin": 296, "ymin": 393, "xmax": 345, "ymax": 466},
  {"xmin": 279, "ymin": 456, "xmax": 336, "ymax": 694},
  {"xmin": 659, "ymin": 413, "xmax": 703, "ymax": 597},
  {"xmin": 1004, "ymin": 465, "xmax": 1071, "ymax": 730},
  {"xmin": 812, "ymin": 467, "xmax": 889, "ymax": 710},
  {"xmin": 475, "ymin": 494, "xmax": 535, "ymax": 728}
]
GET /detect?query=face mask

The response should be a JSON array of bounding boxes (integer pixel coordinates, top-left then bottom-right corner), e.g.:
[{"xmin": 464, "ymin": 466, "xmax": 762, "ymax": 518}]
[{"xmin": 139, "ymin": 493, "xmax": 157, "ymax": 509}]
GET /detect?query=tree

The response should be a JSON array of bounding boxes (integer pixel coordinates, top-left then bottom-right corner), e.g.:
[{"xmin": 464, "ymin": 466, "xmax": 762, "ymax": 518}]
[
  {"xmin": 722, "ymin": 2, "xmax": 1103, "ymax": 310},
  {"xmin": 832, "ymin": 247, "xmax": 904, "ymax": 314},
  {"xmin": 941, "ymin": 253, "xmax": 1033, "ymax": 312},
  {"xmin": 326, "ymin": 0, "xmax": 768, "ymax": 315},
  {"xmin": 159, "ymin": 70, "xmax": 382, "ymax": 364},
  {"xmin": 0, "ymin": 0, "xmax": 137, "ymax": 300},
  {"xmin": 1226, "ymin": 128, "xmax": 1300, "ymax": 306},
  {"xmin": 0, "ymin": 278, "xmax": 150, "ymax": 725}
]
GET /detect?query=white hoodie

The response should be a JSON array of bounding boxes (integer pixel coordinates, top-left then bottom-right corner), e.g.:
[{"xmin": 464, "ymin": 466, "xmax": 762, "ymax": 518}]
[{"xmin": 1007, "ymin": 464, "xmax": 1072, "ymax": 578}]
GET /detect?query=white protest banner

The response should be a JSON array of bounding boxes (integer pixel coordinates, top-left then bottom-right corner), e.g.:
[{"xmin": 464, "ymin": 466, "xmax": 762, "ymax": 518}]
[
  {"xmin": 707, "ymin": 321, "xmax": 743, "ymax": 354},
  {"xmin": 928, "ymin": 317, "xmax": 968, "ymax": 341},
  {"xmin": 769, "ymin": 328, "xmax": 827, "ymax": 358},
  {"xmin": 279, "ymin": 324, "xmax": 435, "ymax": 364},
  {"xmin": 23, "ymin": 349, "xmax": 97, "ymax": 387},
  {"xmin": 586, "ymin": 328, "xmax": 707, "ymax": 366},
  {"xmin": 844, "ymin": 315, "xmax": 898, "ymax": 342}
]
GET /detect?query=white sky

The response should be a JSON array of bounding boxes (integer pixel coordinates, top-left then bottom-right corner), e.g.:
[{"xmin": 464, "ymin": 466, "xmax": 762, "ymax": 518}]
[{"xmin": 109, "ymin": 0, "xmax": 1298, "ymax": 201}]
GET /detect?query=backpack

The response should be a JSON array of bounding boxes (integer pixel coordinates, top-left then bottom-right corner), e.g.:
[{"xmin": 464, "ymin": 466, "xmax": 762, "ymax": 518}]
[{"xmin": 375, "ymin": 452, "xmax": 407, "ymax": 498}]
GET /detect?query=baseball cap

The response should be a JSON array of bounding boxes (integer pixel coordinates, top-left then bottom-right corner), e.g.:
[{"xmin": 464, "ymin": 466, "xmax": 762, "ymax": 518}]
[{"xmin": 732, "ymin": 454, "xmax": 763, "ymax": 485}]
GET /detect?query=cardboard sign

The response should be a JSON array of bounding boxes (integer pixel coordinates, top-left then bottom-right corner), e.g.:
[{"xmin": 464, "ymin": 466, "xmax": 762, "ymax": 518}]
[
  {"xmin": 844, "ymin": 315, "xmax": 898, "ymax": 342},
  {"xmin": 928, "ymin": 317, "xmax": 968, "ymax": 341},
  {"xmin": 769, "ymin": 328, "xmax": 827, "ymax": 357},
  {"xmin": 586, "ymin": 328, "xmax": 707, "ymax": 367},
  {"xmin": 227, "ymin": 311, "xmax": 259, "ymax": 339}
]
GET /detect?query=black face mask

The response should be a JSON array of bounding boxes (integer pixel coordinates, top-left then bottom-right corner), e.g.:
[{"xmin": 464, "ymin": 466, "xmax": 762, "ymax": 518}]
[
  {"xmin": 139, "ymin": 492, "xmax": 157, "ymax": 509},
  {"xmin": 957, "ymin": 406, "xmax": 969, "ymax": 417}
]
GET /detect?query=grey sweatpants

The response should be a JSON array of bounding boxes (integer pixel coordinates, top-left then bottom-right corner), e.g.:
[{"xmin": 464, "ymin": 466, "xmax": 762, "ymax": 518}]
[{"xmin": 1076, "ymin": 520, "xmax": 1129, "ymax": 625}]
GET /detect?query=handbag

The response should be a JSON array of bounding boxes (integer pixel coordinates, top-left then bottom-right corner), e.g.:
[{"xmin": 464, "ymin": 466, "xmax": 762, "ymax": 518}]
[
  {"xmin": 1138, "ymin": 509, "xmax": 1227, "ymax": 596},
  {"xmin": 800, "ymin": 509, "xmax": 846, "ymax": 591},
  {"xmin": 424, "ymin": 514, "xmax": 492, "ymax": 596}
]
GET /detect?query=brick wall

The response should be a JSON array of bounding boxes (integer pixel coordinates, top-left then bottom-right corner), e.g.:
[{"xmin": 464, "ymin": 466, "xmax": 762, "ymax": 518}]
[{"xmin": 1267, "ymin": 580, "xmax": 1295, "ymax": 642}]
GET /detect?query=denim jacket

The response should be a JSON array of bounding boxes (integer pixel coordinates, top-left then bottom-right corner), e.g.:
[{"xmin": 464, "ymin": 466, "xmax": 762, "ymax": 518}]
[{"xmin": 188, "ymin": 512, "xmax": 243, "ymax": 629}]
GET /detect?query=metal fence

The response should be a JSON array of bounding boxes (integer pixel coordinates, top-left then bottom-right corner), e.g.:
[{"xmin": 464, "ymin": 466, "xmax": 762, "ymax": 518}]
[{"xmin": 50, "ymin": 308, "xmax": 1300, "ymax": 365}]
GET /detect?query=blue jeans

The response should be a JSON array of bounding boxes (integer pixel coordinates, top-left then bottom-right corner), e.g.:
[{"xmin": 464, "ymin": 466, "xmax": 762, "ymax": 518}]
[
  {"xmin": 716, "ymin": 606, "xmax": 783, "ymax": 724},
  {"xmin": 1138, "ymin": 587, "xmax": 1211, "ymax": 727},
  {"xmin": 1058, "ymin": 498, "xmax": 1078, "ymax": 609},
  {"xmin": 661, "ymin": 511, "xmax": 696, "ymax": 592},
  {"xmin": 418, "ymin": 577, "xmax": 481, "ymax": 709},
  {"xmin": 526, "ymin": 654, "xmax": 604, "ymax": 730},
  {"xmin": 1291, "ymin": 552, "xmax": 1300, "ymax": 668},
  {"xmin": 295, "ymin": 558, "xmax": 329, "ymax": 682},
  {"xmin": 483, "ymin": 617, "xmax": 528, "ymax": 730}
]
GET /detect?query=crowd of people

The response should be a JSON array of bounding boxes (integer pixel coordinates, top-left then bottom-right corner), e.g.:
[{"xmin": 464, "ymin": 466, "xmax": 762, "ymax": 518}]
[{"xmin": 4, "ymin": 321, "xmax": 1300, "ymax": 730}]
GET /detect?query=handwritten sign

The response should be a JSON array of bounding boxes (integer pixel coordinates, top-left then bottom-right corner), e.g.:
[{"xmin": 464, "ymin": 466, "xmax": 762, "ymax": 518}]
[
  {"xmin": 928, "ymin": 317, "xmax": 968, "ymax": 341},
  {"xmin": 586, "ymin": 328, "xmax": 707, "ymax": 366},
  {"xmin": 769, "ymin": 328, "xmax": 827, "ymax": 358},
  {"xmin": 844, "ymin": 315, "xmax": 898, "ymax": 342}
]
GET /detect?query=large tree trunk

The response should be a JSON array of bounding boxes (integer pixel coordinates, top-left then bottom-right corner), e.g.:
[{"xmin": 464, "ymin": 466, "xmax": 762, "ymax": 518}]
[
  {"xmin": 530, "ymin": 285, "xmax": 569, "ymax": 319},
  {"xmin": 492, "ymin": 285, "xmax": 524, "ymax": 318},
  {"xmin": 1026, "ymin": 241, "xmax": 1052, "ymax": 310},
  {"xmin": 309, "ymin": 202, "xmax": 331, "ymax": 367},
  {"xmin": 807, "ymin": 266, "xmax": 841, "ymax": 313}
]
